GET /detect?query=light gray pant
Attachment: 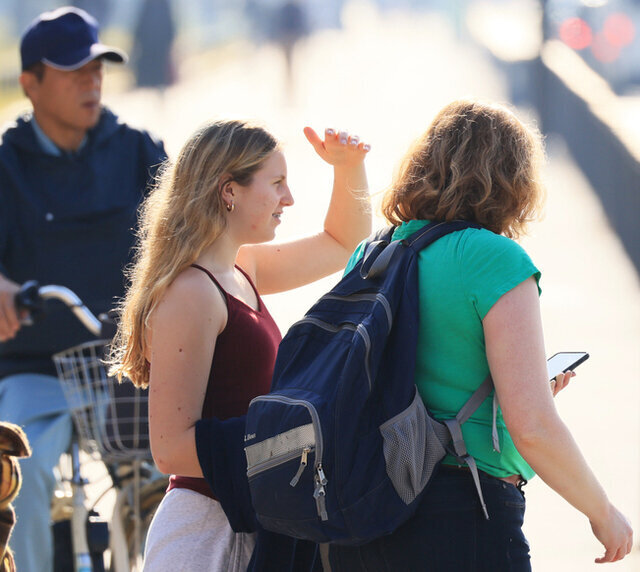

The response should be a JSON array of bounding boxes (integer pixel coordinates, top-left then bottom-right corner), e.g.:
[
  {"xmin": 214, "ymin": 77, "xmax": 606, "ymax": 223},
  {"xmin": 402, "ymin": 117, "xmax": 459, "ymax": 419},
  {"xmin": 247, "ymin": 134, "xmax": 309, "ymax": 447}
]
[{"xmin": 143, "ymin": 487, "xmax": 255, "ymax": 571}]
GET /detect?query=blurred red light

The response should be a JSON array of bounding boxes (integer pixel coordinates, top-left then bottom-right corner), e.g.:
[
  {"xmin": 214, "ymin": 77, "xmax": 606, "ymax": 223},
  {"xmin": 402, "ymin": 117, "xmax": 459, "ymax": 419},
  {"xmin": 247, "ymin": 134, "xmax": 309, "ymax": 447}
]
[
  {"xmin": 592, "ymin": 31, "xmax": 622, "ymax": 63},
  {"xmin": 603, "ymin": 13, "xmax": 635, "ymax": 47},
  {"xmin": 559, "ymin": 17, "xmax": 593, "ymax": 50}
]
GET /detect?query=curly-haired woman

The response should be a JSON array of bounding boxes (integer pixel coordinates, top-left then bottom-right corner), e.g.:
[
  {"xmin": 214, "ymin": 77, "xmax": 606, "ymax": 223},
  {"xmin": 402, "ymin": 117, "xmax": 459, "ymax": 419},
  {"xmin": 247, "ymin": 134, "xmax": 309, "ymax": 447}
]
[{"xmin": 330, "ymin": 100, "xmax": 632, "ymax": 571}]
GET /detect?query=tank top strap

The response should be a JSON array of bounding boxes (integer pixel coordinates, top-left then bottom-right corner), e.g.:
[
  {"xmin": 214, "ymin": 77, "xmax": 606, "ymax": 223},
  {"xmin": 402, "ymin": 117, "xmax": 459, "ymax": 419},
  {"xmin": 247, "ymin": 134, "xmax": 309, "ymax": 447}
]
[
  {"xmin": 192, "ymin": 263, "xmax": 260, "ymax": 297},
  {"xmin": 234, "ymin": 264, "xmax": 260, "ymax": 300},
  {"xmin": 190, "ymin": 263, "xmax": 225, "ymax": 292},
  {"xmin": 190, "ymin": 264, "xmax": 230, "ymax": 309},
  {"xmin": 190, "ymin": 263, "xmax": 261, "ymax": 311}
]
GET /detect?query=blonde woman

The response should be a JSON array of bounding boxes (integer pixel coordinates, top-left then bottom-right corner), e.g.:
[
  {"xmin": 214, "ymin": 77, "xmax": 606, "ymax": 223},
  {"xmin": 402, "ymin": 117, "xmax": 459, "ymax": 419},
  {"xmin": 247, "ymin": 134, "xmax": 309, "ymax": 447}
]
[
  {"xmin": 109, "ymin": 120, "xmax": 370, "ymax": 571},
  {"xmin": 329, "ymin": 100, "xmax": 632, "ymax": 570}
]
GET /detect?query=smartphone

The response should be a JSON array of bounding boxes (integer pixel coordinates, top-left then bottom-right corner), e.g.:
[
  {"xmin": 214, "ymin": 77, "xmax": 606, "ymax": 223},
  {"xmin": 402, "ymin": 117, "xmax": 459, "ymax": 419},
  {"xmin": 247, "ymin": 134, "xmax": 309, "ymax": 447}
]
[{"xmin": 547, "ymin": 351, "xmax": 589, "ymax": 381}]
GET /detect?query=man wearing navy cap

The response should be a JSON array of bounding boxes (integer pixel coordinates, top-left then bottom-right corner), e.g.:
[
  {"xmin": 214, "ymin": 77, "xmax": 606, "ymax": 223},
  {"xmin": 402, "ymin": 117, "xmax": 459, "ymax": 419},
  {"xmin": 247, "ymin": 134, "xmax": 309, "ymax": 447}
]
[{"xmin": 0, "ymin": 7, "xmax": 167, "ymax": 570}]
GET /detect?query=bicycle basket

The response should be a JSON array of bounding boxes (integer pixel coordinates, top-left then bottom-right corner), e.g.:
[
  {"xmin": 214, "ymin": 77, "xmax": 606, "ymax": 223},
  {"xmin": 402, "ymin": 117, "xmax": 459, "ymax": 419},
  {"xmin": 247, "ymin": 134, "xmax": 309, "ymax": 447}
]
[{"xmin": 53, "ymin": 340, "xmax": 151, "ymax": 463}]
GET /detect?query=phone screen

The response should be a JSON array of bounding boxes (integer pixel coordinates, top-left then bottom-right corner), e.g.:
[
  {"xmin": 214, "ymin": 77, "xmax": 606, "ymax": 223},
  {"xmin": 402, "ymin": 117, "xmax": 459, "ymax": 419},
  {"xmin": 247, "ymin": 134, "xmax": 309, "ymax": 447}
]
[{"xmin": 547, "ymin": 352, "xmax": 589, "ymax": 380}]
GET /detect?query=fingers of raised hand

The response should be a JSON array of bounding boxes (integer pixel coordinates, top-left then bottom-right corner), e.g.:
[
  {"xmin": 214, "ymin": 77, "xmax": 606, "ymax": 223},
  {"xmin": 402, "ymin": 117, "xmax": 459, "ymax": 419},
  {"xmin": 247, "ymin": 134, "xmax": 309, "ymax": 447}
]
[
  {"xmin": 323, "ymin": 128, "xmax": 345, "ymax": 145},
  {"xmin": 303, "ymin": 126, "xmax": 322, "ymax": 148},
  {"xmin": 325, "ymin": 128, "xmax": 370, "ymax": 153}
]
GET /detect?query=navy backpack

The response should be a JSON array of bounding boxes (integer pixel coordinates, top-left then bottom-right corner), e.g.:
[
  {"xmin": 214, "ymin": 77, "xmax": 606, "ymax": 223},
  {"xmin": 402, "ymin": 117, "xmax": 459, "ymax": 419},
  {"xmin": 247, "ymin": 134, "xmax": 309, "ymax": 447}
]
[{"xmin": 244, "ymin": 221, "xmax": 494, "ymax": 546}]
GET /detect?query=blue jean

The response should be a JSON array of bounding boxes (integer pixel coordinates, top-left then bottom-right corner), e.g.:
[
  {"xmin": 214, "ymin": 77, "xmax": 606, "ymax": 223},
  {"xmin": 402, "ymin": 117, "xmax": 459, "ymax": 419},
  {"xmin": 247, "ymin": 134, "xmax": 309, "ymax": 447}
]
[
  {"xmin": 0, "ymin": 373, "xmax": 72, "ymax": 572},
  {"xmin": 330, "ymin": 466, "xmax": 531, "ymax": 572}
]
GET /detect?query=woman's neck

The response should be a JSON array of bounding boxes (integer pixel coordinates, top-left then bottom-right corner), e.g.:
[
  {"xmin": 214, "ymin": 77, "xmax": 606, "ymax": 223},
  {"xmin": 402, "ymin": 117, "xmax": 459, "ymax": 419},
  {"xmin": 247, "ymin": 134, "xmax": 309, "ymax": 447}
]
[{"xmin": 195, "ymin": 234, "xmax": 239, "ymax": 274}]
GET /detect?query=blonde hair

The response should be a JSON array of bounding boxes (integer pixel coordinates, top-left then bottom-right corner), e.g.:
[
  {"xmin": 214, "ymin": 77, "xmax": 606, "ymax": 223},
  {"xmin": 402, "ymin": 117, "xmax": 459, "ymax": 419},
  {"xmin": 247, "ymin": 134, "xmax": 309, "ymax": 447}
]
[
  {"xmin": 381, "ymin": 99, "xmax": 545, "ymax": 238},
  {"xmin": 109, "ymin": 120, "xmax": 279, "ymax": 388}
]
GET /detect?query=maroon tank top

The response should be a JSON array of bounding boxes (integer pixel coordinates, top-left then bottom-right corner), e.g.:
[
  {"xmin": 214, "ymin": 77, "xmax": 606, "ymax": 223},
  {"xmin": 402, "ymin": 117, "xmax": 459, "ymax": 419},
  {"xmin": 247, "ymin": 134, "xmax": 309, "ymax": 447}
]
[{"xmin": 168, "ymin": 264, "xmax": 282, "ymax": 499}]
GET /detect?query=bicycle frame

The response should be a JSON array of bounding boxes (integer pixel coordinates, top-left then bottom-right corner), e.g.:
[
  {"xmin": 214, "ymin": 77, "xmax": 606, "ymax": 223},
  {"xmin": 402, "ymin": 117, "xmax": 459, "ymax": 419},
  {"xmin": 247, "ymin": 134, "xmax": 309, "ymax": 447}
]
[{"xmin": 70, "ymin": 441, "xmax": 92, "ymax": 572}]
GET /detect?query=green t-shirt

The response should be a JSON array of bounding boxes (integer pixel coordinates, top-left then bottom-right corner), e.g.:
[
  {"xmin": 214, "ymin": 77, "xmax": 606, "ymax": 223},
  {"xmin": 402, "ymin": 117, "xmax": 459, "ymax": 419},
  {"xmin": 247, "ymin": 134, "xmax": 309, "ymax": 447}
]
[{"xmin": 345, "ymin": 220, "xmax": 541, "ymax": 480}]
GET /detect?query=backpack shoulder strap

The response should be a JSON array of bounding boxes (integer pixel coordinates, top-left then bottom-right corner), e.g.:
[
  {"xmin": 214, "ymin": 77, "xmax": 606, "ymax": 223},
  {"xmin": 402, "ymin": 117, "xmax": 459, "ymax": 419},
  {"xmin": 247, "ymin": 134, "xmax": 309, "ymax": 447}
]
[
  {"xmin": 361, "ymin": 221, "xmax": 481, "ymax": 280},
  {"xmin": 360, "ymin": 226, "xmax": 396, "ymax": 279},
  {"xmin": 408, "ymin": 220, "xmax": 481, "ymax": 252}
]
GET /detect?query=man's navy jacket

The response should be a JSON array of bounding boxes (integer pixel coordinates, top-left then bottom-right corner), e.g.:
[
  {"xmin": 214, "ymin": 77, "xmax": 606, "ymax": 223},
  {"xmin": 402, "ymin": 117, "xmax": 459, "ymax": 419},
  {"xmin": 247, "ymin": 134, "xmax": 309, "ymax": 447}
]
[{"xmin": 0, "ymin": 108, "xmax": 166, "ymax": 378}]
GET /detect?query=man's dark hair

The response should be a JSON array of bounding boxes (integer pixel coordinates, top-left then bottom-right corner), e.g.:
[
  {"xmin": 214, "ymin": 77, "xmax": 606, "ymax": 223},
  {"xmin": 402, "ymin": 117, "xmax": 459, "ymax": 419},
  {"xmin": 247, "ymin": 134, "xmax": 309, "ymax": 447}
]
[{"xmin": 24, "ymin": 62, "xmax": 45, "ymax": 81}]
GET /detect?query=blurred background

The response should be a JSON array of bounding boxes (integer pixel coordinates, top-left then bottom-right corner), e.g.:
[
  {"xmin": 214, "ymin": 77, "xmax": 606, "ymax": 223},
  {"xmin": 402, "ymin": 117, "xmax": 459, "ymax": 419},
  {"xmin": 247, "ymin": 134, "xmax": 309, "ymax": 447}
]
[{"xmin": 0, "ymin": 0, "xmax": 639, "ymax": 570}]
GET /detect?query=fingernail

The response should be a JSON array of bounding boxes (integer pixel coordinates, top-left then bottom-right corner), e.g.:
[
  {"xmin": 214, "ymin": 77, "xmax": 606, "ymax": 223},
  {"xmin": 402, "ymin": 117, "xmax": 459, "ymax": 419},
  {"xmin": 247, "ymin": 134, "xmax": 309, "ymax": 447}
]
[
  {"xmin": 326, "ymin": 129, "xmax": 335, "ymax": 136},
  {"xmin": 363, "ymin": 144, "xmax": 371, "ymax": 151}
]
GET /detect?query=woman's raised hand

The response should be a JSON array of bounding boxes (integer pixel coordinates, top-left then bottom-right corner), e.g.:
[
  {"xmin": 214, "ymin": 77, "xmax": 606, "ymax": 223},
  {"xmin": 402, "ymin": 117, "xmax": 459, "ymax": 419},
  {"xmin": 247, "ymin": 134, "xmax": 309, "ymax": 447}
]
[{"xmin": 303, "ymin": 127, "xmax": 370, "ymax": 168}]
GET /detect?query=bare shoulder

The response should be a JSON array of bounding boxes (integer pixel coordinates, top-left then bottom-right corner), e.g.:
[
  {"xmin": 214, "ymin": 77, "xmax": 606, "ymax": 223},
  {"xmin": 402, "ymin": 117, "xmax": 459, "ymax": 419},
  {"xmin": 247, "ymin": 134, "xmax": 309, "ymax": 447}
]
[{"xmin": 151, "ymin": 266, "xmax": 228, "ymax": 336}]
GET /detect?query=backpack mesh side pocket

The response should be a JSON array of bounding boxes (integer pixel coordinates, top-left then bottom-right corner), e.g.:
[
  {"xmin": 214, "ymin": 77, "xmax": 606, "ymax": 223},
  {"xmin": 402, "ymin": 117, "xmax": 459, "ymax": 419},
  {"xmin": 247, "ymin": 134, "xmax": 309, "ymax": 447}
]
[{"xmin": 379, "ymin": 388, "xmax": 447, "ymax": 504}]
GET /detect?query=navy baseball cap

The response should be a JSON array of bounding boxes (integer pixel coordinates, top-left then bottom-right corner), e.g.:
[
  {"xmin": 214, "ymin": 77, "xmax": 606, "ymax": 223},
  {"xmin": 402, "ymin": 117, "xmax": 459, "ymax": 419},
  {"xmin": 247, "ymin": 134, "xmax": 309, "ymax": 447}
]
[{"xmin": 20, "ymin": 6, "xmax": 127, "ymax": 72}]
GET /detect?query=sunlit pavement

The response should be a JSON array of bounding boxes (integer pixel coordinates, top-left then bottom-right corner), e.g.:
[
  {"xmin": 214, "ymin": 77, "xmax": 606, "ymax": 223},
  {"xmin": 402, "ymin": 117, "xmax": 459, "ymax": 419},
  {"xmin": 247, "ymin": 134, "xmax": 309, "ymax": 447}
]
[{"xmin": 6, "ymin": 1, "xmax": 638, "ymax": 569}]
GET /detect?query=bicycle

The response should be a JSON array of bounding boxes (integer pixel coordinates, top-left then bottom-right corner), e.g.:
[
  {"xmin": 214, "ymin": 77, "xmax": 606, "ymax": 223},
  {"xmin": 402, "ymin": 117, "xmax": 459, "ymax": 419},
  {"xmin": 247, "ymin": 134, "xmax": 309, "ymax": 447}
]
[{"xmin": 15, "ymin": 281, "xmax": 168, "ymax": 572}]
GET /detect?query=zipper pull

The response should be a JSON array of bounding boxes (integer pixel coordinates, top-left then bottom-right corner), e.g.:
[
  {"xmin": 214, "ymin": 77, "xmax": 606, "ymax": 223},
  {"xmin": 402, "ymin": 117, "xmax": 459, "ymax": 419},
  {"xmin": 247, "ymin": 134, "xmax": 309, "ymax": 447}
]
[
  {"xmin": 313, "ymin": 480, "xmax": 328, "ymax": 521},
  {"xmin": 313, "ymin": 465, "xmax": 329, "ymax": 521},
  {"xmin": 289, "ymin": 447, "xmax": 310, "ymax": 487},
  {"xmin": 316, "ymin": 463, "xmax": 328, "ymax": 485}
]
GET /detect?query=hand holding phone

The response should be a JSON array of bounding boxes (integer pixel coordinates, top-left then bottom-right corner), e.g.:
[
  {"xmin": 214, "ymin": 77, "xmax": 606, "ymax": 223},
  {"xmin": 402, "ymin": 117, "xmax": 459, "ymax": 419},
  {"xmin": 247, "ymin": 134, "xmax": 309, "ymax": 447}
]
[{"xmin": 547, "ymin": 351, "xmax": 589, "ymax": 381}]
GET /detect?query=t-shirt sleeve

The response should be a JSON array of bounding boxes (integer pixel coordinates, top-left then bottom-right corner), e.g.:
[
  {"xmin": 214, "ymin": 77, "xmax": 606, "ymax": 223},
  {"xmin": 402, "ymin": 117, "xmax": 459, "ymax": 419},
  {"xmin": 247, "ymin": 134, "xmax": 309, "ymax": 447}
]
[
  {"xmin": 343, "ymin": 239, "xmax": 368, "ymax": 276},
  {"xmin": 461, "ymin": 231, "xmax": 541, "ymax": 320}
]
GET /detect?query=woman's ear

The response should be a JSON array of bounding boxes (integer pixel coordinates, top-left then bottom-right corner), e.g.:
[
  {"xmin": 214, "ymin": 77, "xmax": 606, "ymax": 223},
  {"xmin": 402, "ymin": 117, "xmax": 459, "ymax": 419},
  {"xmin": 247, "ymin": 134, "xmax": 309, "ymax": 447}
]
[
  {"xmin": 219, "ymin": 175, "xmax": 235, "ymax": 201},
  {"xmin": 219, "ymin": 175, "xmax": 237, "ymax": 213}
]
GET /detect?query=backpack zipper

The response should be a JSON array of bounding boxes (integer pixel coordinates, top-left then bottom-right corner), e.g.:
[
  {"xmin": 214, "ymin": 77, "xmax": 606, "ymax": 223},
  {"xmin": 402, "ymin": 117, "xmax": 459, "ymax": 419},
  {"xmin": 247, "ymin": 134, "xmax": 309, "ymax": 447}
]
[
  {"xmin": 314, "ymin": 463, "xmax": 328, "ymax": 521},
  {"xmin": 289, "ymin": 446, "xmax": 311, "ymax": 486},
  {"xmin": 247, "ymin": 445, "xmax": 314, "ymax": 479},
  {"xmin": 321, "ymin": 293, "xmax": 392, "ymax": 333},
  {"xmin": 298, "ymin": 317, "xmax": 373, "ymax": 391},
  {"xmin": 247, "ymin": 394, "xmax": 329, "ymax": 520}
]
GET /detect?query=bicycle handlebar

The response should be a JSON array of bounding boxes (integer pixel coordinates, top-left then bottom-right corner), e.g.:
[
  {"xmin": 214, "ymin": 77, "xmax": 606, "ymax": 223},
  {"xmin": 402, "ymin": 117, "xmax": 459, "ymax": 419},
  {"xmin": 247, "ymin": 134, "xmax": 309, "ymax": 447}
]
[{"xmin": 15, "ymin": 281, "xmax": 107, "ymax": 338}]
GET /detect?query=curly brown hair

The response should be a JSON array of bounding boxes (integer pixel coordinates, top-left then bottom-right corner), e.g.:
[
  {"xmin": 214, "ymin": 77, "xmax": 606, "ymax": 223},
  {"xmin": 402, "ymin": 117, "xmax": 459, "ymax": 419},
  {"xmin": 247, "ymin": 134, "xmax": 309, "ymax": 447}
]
[{"xmin": 381, "ymin": 99, "xmax": 545, "ymax": 238}]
